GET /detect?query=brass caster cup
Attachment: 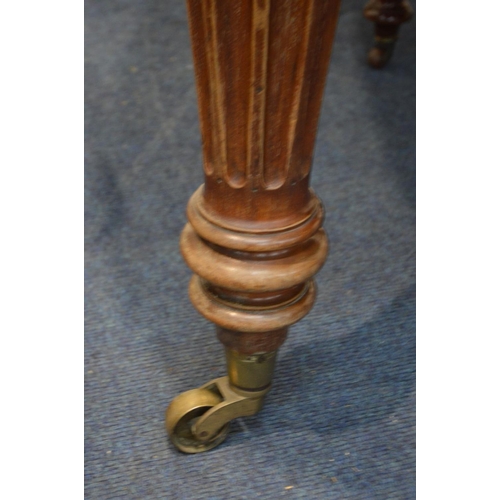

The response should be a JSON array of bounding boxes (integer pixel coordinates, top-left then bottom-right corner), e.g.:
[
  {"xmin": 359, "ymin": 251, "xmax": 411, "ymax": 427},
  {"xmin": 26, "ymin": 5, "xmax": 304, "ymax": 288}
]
[{"xmin": 166, "ymin": 350, "xmax": 276, "ymax": 453}]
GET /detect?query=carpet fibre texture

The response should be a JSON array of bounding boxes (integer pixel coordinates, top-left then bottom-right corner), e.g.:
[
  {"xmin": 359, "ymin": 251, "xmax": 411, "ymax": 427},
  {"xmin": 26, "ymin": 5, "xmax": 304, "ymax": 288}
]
[{"xmin": 85, "ymin": 0, "xmax": 416, "ymax": 498}]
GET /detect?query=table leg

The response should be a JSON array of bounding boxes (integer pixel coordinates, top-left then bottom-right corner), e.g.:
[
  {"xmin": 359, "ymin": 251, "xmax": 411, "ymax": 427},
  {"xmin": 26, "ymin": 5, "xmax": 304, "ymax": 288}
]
[
  {"xmin": 364, "ymin": 0, "xmax": 413, "ymax": 68},
  {"xmin": 166, "ymin": 0, "xmax": 341, "ymax": 453}
]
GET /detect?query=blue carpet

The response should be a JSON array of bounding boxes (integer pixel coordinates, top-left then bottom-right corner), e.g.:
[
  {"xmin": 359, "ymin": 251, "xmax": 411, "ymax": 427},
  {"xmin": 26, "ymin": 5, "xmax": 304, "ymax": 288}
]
[{"xmin": 85, "ymin": 0, "xmax": 415, "ymax": 498}]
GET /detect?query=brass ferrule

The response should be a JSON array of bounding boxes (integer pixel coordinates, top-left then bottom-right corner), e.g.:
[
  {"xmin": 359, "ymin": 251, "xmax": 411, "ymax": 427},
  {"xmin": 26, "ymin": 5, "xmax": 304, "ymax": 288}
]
[{"xmin": 225, "ymin": 348, "xmax": 277, "ymax": 392}]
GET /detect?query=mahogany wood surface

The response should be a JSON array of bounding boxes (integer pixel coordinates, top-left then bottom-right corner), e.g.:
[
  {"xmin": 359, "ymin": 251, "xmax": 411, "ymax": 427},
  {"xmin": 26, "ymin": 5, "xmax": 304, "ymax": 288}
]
[{"xmin": 181, "ymin": 0, "xmax": 341, "ymax": 354}]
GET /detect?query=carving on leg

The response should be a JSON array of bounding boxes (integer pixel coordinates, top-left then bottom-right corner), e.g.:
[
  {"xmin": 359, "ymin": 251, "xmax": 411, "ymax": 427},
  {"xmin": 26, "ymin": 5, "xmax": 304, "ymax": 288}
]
[
  {"xmin": 166, "ymin": 0, "xmax": 341, "ymax": 452},
  {"xmin": 363, "ymin": 0, "xmax": 413, "ymax": 69}
]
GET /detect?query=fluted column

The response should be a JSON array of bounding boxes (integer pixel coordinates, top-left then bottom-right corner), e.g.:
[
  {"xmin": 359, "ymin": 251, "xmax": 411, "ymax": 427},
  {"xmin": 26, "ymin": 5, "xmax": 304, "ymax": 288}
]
[{"xmin": 181, "ymin": 0, "xmax": 340, "ymax": 357}]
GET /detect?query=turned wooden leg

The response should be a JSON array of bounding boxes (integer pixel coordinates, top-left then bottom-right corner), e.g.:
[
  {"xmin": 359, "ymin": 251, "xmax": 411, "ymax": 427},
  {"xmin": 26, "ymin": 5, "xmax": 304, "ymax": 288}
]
[
  {"xmin": 166, "ymin": 0, "xmax": 341, "ymax": 453},
  {"xmin": 363, "ymin": 0, "xmax": 413, "ymax": 69}
]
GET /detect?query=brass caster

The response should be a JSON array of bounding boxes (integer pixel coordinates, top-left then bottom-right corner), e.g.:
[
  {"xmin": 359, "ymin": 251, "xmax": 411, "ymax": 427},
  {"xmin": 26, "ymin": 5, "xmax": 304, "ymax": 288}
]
[
  {"xmin": 165, "ymin": 387, "xmax": 230, "ymax": 454},
  {"xmin": 166, "ymin": 376, "xmax": 269, "ymax": 453},
  {"xmin": 367, "ymin": 39, "xmax": 395, "ymax": 69}
]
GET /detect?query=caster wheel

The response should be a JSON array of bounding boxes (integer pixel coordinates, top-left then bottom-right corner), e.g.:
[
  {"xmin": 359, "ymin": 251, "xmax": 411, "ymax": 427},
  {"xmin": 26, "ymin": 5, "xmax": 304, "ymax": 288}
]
[
  {"xmin": 367, "ymin": 45, "xmax": 393, "ymax": 69},
  {"xmin": 165, "ymin": 388, "xmax": 229, "ymax": 453}
]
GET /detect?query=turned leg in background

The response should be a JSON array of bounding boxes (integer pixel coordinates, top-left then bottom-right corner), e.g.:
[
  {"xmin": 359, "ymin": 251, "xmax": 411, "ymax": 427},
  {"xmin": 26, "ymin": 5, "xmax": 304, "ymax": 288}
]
[
  {"xmin": 364, "ymin": 0, "xmax": 413, "ymax": 69},
  {"xmin": 166, "ymin": 0, "xmax": 341, "ymax": 453}
]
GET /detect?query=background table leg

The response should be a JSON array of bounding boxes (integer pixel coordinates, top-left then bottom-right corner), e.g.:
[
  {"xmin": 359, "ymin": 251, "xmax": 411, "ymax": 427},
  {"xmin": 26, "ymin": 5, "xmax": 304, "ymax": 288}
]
[{"xmin": 364, "ymin": 0, "xmax": 413, "ymax": 68}]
